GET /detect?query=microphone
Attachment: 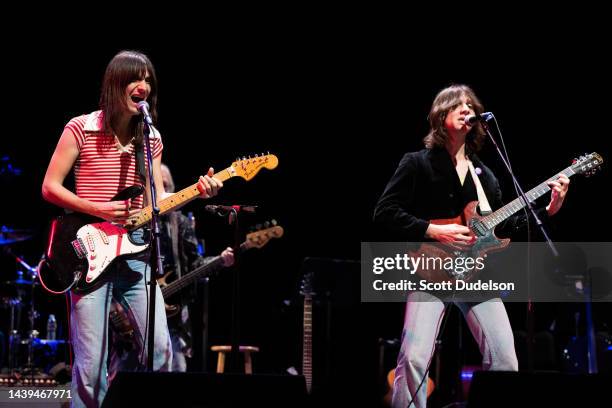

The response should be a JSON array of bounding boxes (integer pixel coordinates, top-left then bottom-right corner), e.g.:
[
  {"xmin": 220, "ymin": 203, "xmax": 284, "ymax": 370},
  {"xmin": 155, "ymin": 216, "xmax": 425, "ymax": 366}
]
[
  {"xmin": 204, "ymin": 205, "xmax": 258, "ymax": 214},
  {"xmin": 137, "ymin": 101, "xmax": 153, "ymax": 126},
  {"xmin": 464, "ymin": 112, "xmax": 493, "ymax": 125}
]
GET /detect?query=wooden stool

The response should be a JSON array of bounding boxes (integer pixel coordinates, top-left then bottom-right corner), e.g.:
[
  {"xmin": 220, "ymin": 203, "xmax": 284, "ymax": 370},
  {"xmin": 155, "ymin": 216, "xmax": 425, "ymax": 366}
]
[{"xmin": 211, "ymin": 345, "xmax": 260, "ymax": 374}]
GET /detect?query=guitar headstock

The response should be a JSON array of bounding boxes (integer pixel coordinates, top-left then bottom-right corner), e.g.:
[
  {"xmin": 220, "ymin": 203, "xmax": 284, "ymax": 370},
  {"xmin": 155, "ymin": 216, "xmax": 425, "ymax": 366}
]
[
  {"xmin": 244, "ymin": 220, "xmax": 284, "ymax": 249},
  {"xmin": 571, "ymin": 152, "xmax": 603, "ymax": 177},
  {"xmin": 300, "ymin": 270, "xmax": 315, "ymax": 297},
  {"xmin": 231, "ymin": 153, "xmax": 279, "ymax": 181}
]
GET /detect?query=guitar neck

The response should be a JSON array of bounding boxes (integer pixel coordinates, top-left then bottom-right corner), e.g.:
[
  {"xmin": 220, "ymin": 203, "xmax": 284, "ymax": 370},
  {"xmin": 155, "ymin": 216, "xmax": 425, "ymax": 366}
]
[
  {"xmin": 481, "ymin": 166, "xmax": 576, "ymax": 230},
  {"xmin": 303, "ymin": 295, "xmax": 313, "ymax": 393},
  {"xmin": 161, "ymin": 241, "xmax": 248, "ymax": 298},
  {"xmin": 129, "ymin": 166, "xmax": 237, "ymax": 230}
]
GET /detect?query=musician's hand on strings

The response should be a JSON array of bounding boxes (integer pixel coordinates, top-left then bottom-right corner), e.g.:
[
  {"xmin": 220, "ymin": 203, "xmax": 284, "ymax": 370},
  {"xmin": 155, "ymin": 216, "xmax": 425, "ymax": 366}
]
[
  {"xmin": 197, "ymin": 167, "xmax": 223, "ymax": 199},
  {"xmin": 425, "ymin": 223, "xmax": 475, "ymax": 247},
  {"xmin": 92, "ymin": 200, "xmax": 140, "ymax": 223},
  {"xmin": 546, "ymin": 174, "xmax": 570, "ymax": 216},
  {"xmin": 220, "ymin": 247, "xmax": 235, "ymax": 267}
]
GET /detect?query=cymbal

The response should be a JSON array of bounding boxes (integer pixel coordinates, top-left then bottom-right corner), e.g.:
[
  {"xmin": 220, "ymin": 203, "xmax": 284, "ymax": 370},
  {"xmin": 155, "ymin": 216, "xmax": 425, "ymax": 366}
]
[{"xmin": 0, "ymin": 226, "xmax": 33, "ymax": 245}]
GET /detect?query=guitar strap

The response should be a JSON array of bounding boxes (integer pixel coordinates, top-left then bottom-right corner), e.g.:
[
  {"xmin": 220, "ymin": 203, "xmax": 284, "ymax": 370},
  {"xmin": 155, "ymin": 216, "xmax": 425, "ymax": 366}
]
[
  {"xmin": 467, "ymin": 160, "xmax": 492, "ymax": 215},
  {"xmin": 134, "ymin": 132, "xmax": 182, "ymax": 277},
  {"xmin": 135, "ymin": 142, "xmax": 146, "ymax": 186}
]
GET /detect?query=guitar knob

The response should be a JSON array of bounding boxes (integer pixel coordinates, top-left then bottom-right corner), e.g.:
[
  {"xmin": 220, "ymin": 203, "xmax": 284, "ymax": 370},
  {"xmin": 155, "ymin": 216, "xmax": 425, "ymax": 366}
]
[
  {"xmin": 89, "ymin": 264, "xmax": 96, "ymax": 271},
  {"xmin": 90, "ymin": 253, "xmax": 97, "ymax": 261}
]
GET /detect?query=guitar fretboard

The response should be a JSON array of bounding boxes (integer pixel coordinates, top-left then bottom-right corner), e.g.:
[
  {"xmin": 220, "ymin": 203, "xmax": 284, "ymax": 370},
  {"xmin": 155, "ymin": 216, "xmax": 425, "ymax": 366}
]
[
  {"xmin": 128, "ymin": 166, "xmax": 236, "ymax": 230},
  {"xmin": 481, "ymin": 166, "xmax": 575, "ymax": 230},
  {"xmin": 162, "ymin": 241, "xmax": 247, "ymax": 298},
  {"xmin": 303, "ymin": 295, "xmax": 312, "ymax": 394}
]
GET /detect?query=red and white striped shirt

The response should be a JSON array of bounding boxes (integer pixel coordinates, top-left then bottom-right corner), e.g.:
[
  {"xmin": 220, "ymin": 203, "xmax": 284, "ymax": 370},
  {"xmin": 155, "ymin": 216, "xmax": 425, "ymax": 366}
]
[{"xmin": 67, "ymin": 110, "xmax": 163, "ymax": 209}]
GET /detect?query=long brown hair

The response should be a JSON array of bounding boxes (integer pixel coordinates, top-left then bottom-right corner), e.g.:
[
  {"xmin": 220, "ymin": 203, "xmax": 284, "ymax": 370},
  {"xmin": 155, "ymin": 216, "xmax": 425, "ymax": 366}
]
[
  {"xmin": 423, "ymin": 84, "xmax": 486, "ymax": 154},
  {"xmin": 99, "ymin": 50, "xmax": 158, "ymax": 145}
]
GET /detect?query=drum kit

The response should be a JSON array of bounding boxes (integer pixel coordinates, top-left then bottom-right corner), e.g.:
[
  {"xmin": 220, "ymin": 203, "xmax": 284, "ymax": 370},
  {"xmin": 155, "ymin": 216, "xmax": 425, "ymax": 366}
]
[{"xmin": 1, "ymin": 225, "xmax": 66, "ymax": 381}]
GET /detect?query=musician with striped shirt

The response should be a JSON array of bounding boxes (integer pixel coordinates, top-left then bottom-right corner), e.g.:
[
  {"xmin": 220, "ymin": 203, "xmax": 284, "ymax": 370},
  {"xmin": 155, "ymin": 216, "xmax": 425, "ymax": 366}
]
[{"xmin": 42, "ymin": 50, "xmax": 223, "ymax": 408}]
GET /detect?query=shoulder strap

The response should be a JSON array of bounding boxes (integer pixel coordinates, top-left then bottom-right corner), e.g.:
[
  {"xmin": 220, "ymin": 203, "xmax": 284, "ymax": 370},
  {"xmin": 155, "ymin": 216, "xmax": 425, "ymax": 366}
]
[
  {"xmin": 467, "ymin": 160, "xmax": 492, "ymax": 215},
  {"xmin": 135, "ymin": 143, "xmax": 146, "ymax": 185}
]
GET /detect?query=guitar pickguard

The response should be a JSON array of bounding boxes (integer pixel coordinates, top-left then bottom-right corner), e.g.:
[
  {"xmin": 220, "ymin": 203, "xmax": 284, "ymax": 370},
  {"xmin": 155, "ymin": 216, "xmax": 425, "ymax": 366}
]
[{"xmin": 76, "ymin": 222, "xmax": 149, "ymax": 284}]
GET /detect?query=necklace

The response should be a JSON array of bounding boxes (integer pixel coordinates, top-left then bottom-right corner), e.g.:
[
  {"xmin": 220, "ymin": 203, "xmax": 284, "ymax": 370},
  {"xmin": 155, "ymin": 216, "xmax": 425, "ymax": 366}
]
[{"xmin": 114, "ymin": 135, "xmax": 134, "ymax": 153}]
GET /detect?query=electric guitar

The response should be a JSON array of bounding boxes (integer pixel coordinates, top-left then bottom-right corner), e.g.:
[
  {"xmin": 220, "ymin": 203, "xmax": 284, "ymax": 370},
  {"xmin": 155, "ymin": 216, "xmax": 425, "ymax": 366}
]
[
  {"xmin": 159, "ymin": 223, "xmax": 284, "ymax": 317},
  {"xmin": 38, "ymin": 154, "xmax": 279, "ymax": 294},
  {"xmin": 300, "ymin": 270, "xmax": 314, "ymax": 394},
  {"xmin": 413, "ymin": 152, "xmax": 603, "ymax": 282},
  {"xmin": 110, "ymin": 223, "xmax": 284, "ymax": 347}
]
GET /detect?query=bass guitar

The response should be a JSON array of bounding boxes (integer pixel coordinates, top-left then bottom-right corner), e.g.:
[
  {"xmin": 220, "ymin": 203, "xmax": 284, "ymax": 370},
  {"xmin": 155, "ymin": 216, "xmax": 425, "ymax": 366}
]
[{"xmin": 110, "ymin": 223, "xmax": 284, "ymax": 347}]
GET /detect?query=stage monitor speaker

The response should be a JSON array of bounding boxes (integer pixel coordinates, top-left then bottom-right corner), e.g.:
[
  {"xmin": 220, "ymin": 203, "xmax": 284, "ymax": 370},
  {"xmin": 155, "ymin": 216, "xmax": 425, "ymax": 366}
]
[
  {"xmin": 467, "ymin": 371, "xmax": 611, "ymax": 407},
  {"xmin": 102, "ymin": 372, "xmax": 307, "ymax": 408}
]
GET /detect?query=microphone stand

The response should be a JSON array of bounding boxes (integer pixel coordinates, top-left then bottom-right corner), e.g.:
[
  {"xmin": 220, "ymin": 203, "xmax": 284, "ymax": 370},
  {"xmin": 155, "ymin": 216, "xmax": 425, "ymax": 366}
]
[
  {"xmin": 227, "ymin": 208, "xmax": 241, "ymax": 373},
  {"xmin": 207, "ymin": 205, "xmax": 251, "ymax": 372},
  {"xmin": 584, "ymin": 269, "xmax": 598, "ymax": 373},
  {"xmin": 480, "ymin": 117, "xmax": 558, "ymax": 372},
  {"xmin": 142, "ymin": 120, "xmax": 165, "ymax": 371}
]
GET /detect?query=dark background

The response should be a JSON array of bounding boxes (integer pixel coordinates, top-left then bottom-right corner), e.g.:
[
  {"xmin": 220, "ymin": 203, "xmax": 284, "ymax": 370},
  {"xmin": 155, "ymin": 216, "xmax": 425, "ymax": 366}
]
[{"xmin": 1, "ymin": 31, "xmax": 611, "ymax": 406}]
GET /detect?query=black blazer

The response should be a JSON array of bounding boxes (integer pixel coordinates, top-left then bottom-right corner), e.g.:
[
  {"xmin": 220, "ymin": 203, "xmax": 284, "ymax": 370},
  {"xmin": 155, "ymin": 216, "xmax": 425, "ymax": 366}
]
[{"xmin": 373, "ymin": 147, "xmax": 546, "ymax": 241}]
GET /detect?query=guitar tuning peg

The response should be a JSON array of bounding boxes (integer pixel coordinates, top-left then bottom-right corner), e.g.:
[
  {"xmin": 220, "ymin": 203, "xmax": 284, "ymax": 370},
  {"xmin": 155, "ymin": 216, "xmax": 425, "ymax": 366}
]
[
  {"xmin": 271, "ymin": 219, "xmax": 277, "ymax": 226},
  {"xmin": 255, "ymin": 153, "xmax": 259, "ymax": 157},
  {"xmin": 264, "ymin": 221, "xmax": 270, "ymax": 228},
  {"xmin": 255, "ymin": 223, "xmax": 262, "ymax": 230}
]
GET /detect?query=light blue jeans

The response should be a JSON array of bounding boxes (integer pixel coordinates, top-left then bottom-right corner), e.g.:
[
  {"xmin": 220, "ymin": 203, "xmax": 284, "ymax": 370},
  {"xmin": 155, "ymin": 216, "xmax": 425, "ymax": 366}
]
[
  {"xmin": 392, "ymin": 292, "xmax": 518, "ymax": 408},
  {"xmin": 70, "ymin": 256, "xmax": 172, "ymax": 408}
]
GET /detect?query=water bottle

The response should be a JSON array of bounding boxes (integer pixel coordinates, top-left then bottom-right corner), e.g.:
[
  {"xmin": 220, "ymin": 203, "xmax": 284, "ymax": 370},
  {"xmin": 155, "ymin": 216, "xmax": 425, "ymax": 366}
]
[
  {"xmin": 47, "ymin": 314, "xmax": 57, "ymax": 340},
  {"xmin": 187, "ymin": 211, "xmax": 196, "ymax": 230}
]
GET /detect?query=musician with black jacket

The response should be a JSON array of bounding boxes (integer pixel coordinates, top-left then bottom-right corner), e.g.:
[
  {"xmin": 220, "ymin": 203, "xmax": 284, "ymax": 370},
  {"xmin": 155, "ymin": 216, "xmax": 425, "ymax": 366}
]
[{"xmin": 373, "ymin": 84, "xmax": 569, "ymax": 408}]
